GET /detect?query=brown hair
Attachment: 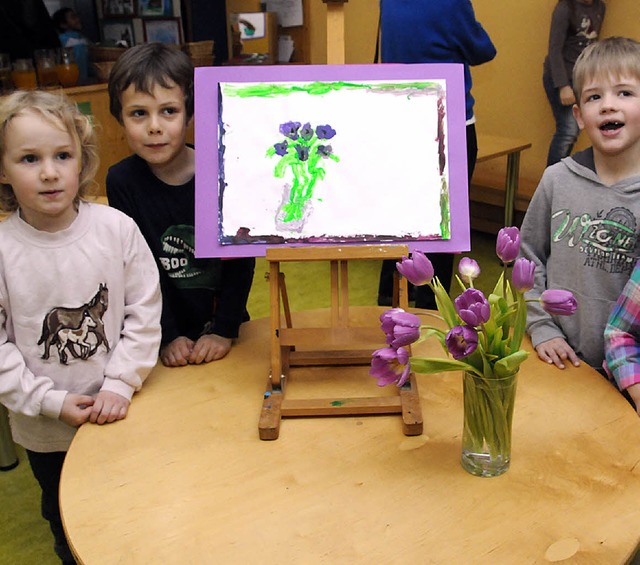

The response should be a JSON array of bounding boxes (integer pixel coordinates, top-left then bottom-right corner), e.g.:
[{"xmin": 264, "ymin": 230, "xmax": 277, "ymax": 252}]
[
  {"xmin": 108, "ymin": 42, "xmax": 194, "ymax": 123},
  {"xmin": 573, "ymin": 37, "xmax": 640, "ymax": 103},
  {"xmin": 0, "ymin": 90, "xmax": 99, "ymax": 212}
]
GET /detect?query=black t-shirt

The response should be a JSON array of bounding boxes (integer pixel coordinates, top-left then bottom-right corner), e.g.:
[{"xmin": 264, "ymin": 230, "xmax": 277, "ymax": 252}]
[{"xmin": 106, "ymin": 152, "xmax": 254, "ymax": 344}]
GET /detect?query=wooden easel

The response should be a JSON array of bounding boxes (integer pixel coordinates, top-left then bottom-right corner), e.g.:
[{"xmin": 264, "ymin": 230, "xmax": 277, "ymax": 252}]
[
  {"xmin": 258, "ymin": 1, "xmax": 422, "ymax": 440},
  {"xmin": 258, "ymin": 245, "xmax": 423, "ymax": 439}
]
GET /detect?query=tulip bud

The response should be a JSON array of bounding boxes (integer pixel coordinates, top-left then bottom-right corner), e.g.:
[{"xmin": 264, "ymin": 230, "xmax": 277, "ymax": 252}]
[
  {"xmin": 458, "ymin": 257, "xmax": 481, "ymax": 284},
  {"xmin": 454, "ymin": 288, "xmax": 491, "ymax": 326},
  {"xmin": 511, "ymin": 257, "xmax": 536, "ymax": 293},
  {"xmin": 540, "ymin": 289, "xmax": 577, "ymax": 316},
  {"xmin": 396, "ymin": 250, "xmax": 434, "ymax": 286},
  {"xmin": 379, "ymin": 309, "xmax": 421, "ymax": 348},
  {"xmin": 496, "ymin": 226, "xmax": 521, "ymax": 264}
]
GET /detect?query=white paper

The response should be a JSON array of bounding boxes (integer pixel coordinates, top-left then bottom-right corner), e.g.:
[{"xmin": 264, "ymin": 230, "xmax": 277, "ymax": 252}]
[
  {"xmin": 266, "ymin": 0, "xmax": 304, "ymax": 28},
  {"xmin": 238, "ymin": 13, "xmax": 266, "ymax": 40},
  {"xmin": 218, "ymin": 80, "xmax": 450, "ymax": 242}
]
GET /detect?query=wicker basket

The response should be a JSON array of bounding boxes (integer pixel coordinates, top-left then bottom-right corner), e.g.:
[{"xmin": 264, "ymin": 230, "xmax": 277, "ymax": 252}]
[
  {"xmin": 89, "ymin": 45, "xmax": 127, "ymax": 63},
  {"xmin": 182, "ymin": 40, "xmax": 214, "ymax": 58}
]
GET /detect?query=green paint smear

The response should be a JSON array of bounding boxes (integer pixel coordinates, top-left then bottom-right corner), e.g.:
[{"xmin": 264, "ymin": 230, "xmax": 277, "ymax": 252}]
[{"xmin": 223, "ymin": 81, "xmax": 442, "ymax": 98}]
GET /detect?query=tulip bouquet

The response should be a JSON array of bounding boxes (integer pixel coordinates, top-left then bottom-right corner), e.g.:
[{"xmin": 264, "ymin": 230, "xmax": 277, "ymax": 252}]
[{"xmin": 370, "ymin": 227, "xmax": 577, "ymax": 476}]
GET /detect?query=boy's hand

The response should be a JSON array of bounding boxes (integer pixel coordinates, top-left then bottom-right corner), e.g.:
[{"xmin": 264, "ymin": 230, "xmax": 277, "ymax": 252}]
[
  {"xmin": 535, "ymin": 337, "xmax": 581, "ymax": 369},
  {"xmin": 559, "ymin": 85, "xmax": 576, "ymax": 106},
  {"xmin": 626, "ymin": 383, "xmax": 640, "ymax": 417},
  {"xmin": 59, "ymin": 393, "xmax": 94, "ymax": 427},
  {"xmin": 189, "ymin": 334, "xmax": 232, "ymax": 364},
  {"xmin": 161, "ymin": 336, "xmax": 194, "ymax": 367},
  {"xmin": 90, "ymin": 391, "xmax": 130, "ymax": 425}
]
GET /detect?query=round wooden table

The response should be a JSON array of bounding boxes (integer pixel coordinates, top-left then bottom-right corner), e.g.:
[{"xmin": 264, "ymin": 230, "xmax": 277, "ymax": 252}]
[{"xmin": 60, "ymin": 308, "xmax": 640, "ymax": 564}]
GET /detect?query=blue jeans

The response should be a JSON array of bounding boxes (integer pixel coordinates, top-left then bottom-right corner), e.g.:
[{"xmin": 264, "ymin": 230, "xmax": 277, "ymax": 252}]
[{"xmin": 543, "ymin": 69, "xmax": 580, "ymax": 166}]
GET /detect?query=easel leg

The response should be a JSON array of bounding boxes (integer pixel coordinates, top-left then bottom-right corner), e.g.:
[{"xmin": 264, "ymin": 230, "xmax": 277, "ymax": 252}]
[
  {"xmin": 259, "ymin": 375, "xmax": 284, "ymax": 440},
  {"xmin": 400, "ymin": 373, "xmax": 423, "ymax": 436}
]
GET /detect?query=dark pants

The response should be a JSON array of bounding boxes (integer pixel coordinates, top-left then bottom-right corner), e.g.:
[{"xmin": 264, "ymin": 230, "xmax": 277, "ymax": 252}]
[
  {"xmin": 378, "ymin": 123, "xmax": 478, "ymax": 309},
  {"xmin": 26, "ymin": 450, "xmax": 76, "ymax": 565}
]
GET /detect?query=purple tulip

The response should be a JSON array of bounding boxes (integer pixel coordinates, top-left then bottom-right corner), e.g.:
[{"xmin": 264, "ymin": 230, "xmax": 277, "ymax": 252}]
[
  {"xmin": 496, "ymin": 226, "xmax": 521, "ymax": 263},
  {"xmin": 274, "ymin": 141, "xmax": 288, "ymax": 156},
  {"xmin": 458, "ymin": 257, "xmax": 480, "ymax": 283},
  {"xmin": 540, "ymin": 289, "xmax": 577, "ymax": 316},
  {"xmin": 370, "ymin": 346, "xmax": 411, "ymax": 387},
  {"xmin": 454, "ymin": 288, "xmax": 491, "ymax": 327},
  {"xmin": 396, "ymin": 250, "xmax": 434, "ymax": 286},
  {"xmin": 380, "ymin": 309, "xmax": 421, "ymax": 348},
  {"xmin": 445, "ymin": 325, "xmax": 479, "ymax": 360},
  {"xmin": 511, "ymin": 257, "xmax": 536, "ymax": 293}
]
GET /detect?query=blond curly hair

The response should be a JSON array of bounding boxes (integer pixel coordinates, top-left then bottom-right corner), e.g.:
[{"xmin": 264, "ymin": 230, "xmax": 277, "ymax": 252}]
[{"xmin": 0, "ymin": 90, "xmax": 99, "ymax": 212}]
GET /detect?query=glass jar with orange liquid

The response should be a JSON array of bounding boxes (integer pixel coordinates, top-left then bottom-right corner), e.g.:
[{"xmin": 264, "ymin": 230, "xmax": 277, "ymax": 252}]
[
  {"xmin": 34, "ymin": 49, "xmax": 59, "ymax": 88},
  {"xmin": 11, "ymin": 59, "xmax": 37, "ymax": 90},
  {"xmin": 56, "ymin": 47, "xmax": 79, "ymax": 88}
]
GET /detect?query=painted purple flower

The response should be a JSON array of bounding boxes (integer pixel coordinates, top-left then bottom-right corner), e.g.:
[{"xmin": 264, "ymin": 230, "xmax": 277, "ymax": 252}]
[
  {"xmin": 317, "ymin": 144, "xmax": 333, "ymax": 158},
  {"xmin": 396, "ymin": 250, "xmax": 434, "ymax": 287},
  {"xmin": 274, "ymin": 141, "xmax": 288, "ymax": 156},
  {"xmin": 511, "ymin": 257, "xmax": 535, "ymax": 293},
  {"xmin": 540, "ymin": 289, "xmax": 577, "ymax": 316},
  {"xmin": 316, "ymin": 124, "xmax": 336, "ymax": 140},
  {"xmin": 370, "ymin": 346, "xmax": 411, "ymax": 387},
  {"xmin": 458, "ymin": 257, "xmax": 480, "ymax": 284},
  {"xmin": 445, "ymin": 325, "xmax": 479, "ymax": 360},
  {"xmin": 300, "ymin": 122, "xmax": 314, "ymax": 141},
  {"xmin": 496, "ymin": 226, "xmax": 521, "ymax": 263},
  {"xmin": 279, "ymin": 121, "xmax": 301, "ymax": 140},
  {"xmin": 379, "ymin": 309, "xmax": 421, "ymax": 348},
  {"xmin": 454, "ymin": 288, "xmax": 490, "ymax": 327},
  {"xmin": 295, "ymin": 145, "xmax": 309, "ymax": 161}
]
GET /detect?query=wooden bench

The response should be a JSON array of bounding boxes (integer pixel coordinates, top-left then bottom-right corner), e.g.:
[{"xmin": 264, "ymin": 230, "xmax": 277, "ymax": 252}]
[{"xmin": 470, "ymin": 134, "xmax": 534, "ymax": 234}]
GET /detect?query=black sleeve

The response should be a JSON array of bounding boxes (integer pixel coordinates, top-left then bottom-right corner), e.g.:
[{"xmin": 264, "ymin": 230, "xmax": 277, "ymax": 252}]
[{"xmin": 210, "ymin": 257, "xmax": 256, "ymax": 339}]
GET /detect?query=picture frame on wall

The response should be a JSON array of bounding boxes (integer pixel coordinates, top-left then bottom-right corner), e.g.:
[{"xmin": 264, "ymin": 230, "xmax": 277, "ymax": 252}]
[
  {"xmin": 143, "ymin": 18, "xmax": 182, "ymax": 45},
  {"xmin": 102, "ymin": 0, "xmax": 136, "ymax": 17},
  {"xmin": 101, "ymin": 19, "xmax": 136, "ymax": 47},
  {"xmin": 138, "ymin": 0, "xmax": 173, "ymax": 17}
]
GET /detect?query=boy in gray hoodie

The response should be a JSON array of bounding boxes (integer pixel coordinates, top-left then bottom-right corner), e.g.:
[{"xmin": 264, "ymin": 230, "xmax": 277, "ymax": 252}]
[{"xmin": 520, "ymin": 37, "xmax": 640, "ymax": 371}]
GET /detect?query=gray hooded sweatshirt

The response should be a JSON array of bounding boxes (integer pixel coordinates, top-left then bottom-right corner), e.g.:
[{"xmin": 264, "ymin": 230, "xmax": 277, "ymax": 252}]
[{"xmin": 520, "ymin": 148, "xmax": 640, "ymax": 369}]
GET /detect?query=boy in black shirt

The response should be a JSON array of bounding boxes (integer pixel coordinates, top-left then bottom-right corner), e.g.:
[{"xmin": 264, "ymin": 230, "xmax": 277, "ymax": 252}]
[{"xmin": 107, "ymin": 43, "xmax": 255, "ymax": 367}]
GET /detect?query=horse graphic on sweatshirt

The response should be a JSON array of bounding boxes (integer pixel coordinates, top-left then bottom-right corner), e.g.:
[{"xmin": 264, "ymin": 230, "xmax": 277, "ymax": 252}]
[{"xmin": 38, "ymin": 283, "xmax": 110, "ymax": 363}]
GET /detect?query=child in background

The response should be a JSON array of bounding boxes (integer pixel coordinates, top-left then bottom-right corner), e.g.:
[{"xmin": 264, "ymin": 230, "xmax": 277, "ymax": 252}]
[
  {"xmin": 52, "ymin": 7, "xmax": 90, "ymax": 84},
  {"xmin": 106, "ymin": 43, "xmax": 255, "ymax": 367},
  {"xmin": 543, "ymin": 0, "xmax": 606, "ymax": 166},
  {"xmin": 604, "ymin": 262, "xmax": 640, "ymax": 415},
  {"xmin": 0, "ymin": 90, "xmax": 161, "ymax": 564},
  {"xmin": 521, "ymin": 36, "xmax": 640, "ymax": 371}
]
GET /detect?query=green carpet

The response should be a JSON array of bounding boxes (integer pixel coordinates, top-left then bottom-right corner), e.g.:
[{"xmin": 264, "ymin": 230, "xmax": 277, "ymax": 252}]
[{"xmin": 0, "ymin": 230, "xmax": 502, "ymax": 564}]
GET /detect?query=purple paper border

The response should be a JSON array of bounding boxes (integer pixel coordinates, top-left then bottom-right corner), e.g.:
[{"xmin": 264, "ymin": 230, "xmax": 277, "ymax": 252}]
[{"xmin": 195, "ymin": 63, "xmax": 470, "ymax": 258}]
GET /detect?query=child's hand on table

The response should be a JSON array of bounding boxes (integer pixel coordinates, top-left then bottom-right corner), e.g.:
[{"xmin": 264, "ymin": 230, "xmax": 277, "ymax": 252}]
[
  {"xmin": 60, "ymin": 393, "xmax": 94, "ymax": 427},
  {"xmin": 189, "ymin": 334, "xmax": 232, "ymax": 364},
  {"xmin": 90, "ymin": 391, "xmax": 130, "ymax": 425},
  {"xmin": 535, "ymin": 337, "xmax": 581, "ymax": 369},
  {"xmin": 161, "ymin": 336, "xmax": 195, "ymax": 367}
]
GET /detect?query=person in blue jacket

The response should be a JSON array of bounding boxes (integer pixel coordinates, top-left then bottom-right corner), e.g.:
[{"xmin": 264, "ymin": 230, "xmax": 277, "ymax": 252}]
[{"xmin": 377, "ymin": 0, "xmax": 496, "ymax": 309}]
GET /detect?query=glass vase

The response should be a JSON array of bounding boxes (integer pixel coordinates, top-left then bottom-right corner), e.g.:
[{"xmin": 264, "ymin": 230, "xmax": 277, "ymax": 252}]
[{"xmin": 461, "ymin": 370, "xmax": 518, "ymax": 477}]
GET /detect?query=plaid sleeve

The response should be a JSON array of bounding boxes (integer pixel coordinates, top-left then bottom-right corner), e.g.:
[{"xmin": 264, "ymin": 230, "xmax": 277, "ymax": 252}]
[{"xmin": 604, "ymin": 261, "xmax": 640, "ymax": 390}]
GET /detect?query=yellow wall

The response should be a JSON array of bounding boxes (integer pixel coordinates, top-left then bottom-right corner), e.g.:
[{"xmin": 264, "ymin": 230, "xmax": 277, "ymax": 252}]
[{"xmin": 308, "ymin": 0, "xmax": 640, "ymax": 187}]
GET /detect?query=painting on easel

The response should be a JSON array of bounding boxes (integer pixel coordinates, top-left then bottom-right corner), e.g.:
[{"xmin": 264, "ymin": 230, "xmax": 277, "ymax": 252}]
[{"xmin": 194, "ymin": 64, "xmax": 469, "ymax": 258}]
